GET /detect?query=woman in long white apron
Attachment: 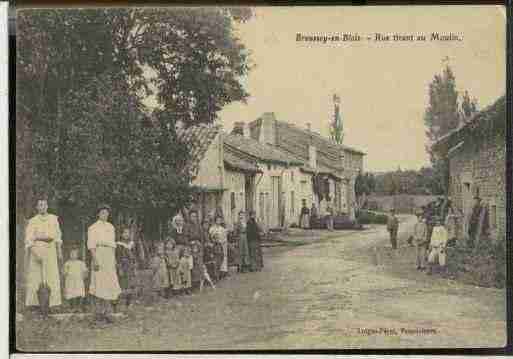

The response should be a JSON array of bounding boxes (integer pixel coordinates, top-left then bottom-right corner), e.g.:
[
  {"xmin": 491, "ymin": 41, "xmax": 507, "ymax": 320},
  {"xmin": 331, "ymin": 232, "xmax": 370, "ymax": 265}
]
[
  {"xmin": 24, "ymin": 199, "xmax": 63, "ymax": 311},
  {"xmin": 88, "ymin": 204, "xmax": 121, "ymax": 323}
]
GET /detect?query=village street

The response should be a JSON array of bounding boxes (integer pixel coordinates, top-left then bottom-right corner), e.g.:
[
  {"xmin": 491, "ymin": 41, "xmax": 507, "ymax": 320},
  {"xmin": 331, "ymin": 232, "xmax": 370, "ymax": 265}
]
[{"xmin": 17, "ymin": 216, "xmax": 506, "ymax": 351}]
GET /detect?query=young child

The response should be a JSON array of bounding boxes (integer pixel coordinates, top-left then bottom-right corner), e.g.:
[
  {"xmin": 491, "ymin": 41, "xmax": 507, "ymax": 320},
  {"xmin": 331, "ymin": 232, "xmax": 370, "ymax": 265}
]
[
  {"xmin": 427, "ymin": 217, "xmax": 449, "ymax": 276},
  {"xmin": 203, "ymin": 236, "xmax": 219, "ymax": 283},
  {"xmin": 190, "ymin": 239, "xmax": 215, "ymax": 292},
  {"xmin": 165, "ymin": 239, "xmax": 180, "ymax": 297},
  {"xmin": 116, "ymin": 227, "xmax": 137, "ymax": 308},
  {"xmin": 63, "ymin": 247, "xmax": 88, "ymax": 312},
  {"xmin": 178, "ymin": 247, "xmax": 193, "ymax": 295},
  {"xmin": 150, "ymin": 242, "xmax": 170, "ymax": 299},
  {"xmin": 209, "ymin": 215, "xmax": 228, "ymax": 279},
  {"xmin": 190, "ymin": 240, "xmax": 203, "ymax": 291}
]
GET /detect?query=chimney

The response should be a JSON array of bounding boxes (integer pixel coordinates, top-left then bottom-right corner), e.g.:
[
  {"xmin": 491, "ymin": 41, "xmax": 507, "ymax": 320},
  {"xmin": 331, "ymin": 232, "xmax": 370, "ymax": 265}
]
[
  {"xmin": 260, "ymin": 112, "xmax": 277, "ymax": 145},
  {"xmin": 232, "ymin": 121, "xmax": 249, "ymax": 138}
]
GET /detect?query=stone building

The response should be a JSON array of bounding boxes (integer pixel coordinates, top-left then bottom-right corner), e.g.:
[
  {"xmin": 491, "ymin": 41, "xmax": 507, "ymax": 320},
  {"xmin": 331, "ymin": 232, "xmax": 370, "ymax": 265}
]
[
  {"xmin": 248, "ymin": 112, "xmax": 365, "ymax": 219},
  {"xmin": 432, "ymin": 95, "xmax": 506, "ymax": 241}
]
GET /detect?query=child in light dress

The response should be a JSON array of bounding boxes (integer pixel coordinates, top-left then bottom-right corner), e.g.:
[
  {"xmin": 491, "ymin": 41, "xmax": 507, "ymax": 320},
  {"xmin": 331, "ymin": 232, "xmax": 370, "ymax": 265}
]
[
  {"xmin": 165, "ymin": 239, "xmax": 180, "ymax": 297},
  {"xmin": 150, "ymin": 242, "xmax": 170, "ymax": 299},
  {"xmin": 427, "ymin": 217, "xmax": 449, "ymax": 276},
  {"xmin": 63, "ymin": 247, "xmax": 88, "ymax": 312}
]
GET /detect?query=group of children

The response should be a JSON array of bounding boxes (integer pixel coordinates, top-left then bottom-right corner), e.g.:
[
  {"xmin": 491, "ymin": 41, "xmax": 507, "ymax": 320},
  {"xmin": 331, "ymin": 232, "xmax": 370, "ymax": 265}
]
[
  {"xmin": 150, "ymin": 238, "xmax": 216, "ymax": 300},
  {"xmin": 412, "ymin": 209, "xmax": 455, "ymax": 276},
  {"xmin": 60, "ymin": 216, "xmax": 232, "ymax": 312}
]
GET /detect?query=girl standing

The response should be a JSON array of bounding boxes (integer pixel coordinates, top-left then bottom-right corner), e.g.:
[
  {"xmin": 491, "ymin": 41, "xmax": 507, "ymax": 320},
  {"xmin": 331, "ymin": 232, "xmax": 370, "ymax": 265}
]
[
  {"xmin": 164, "ymin": 239, "xmax": 180, "ymax": 297},
  {"xmin": 63, "ymin": 247, "xmax": 87, "ymax": 312},
  {"xmin": 150, "ymin": 242, "xmax": 169, "ymax": 299},
  {"xmin": 209, "ymin": 215, "xmax": 228, "ymax": 279},
  {"xmin": 115, "ymin": 227, "xmax": 137, "ymax": 308},
  {"xmin": 178, "ymin": 247, "xmax": 193, "ymax": 295}
]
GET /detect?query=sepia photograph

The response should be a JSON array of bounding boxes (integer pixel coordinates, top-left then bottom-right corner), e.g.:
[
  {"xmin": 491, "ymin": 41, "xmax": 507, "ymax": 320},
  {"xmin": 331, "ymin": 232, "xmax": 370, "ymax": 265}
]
[{"xmin": 14, "ymin": 5, "xmax": 507, "ymax": 351}]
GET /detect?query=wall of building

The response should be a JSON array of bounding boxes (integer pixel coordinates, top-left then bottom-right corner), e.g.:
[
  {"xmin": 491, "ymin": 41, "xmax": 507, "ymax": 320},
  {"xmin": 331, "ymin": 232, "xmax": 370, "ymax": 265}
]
[
  {"xmin": 192, "ymin": 133, "xmax": 224, "ymax": 190},
  {"xmin": 342, "ymin": 150, "xmax": 364, "ymax": 219},
  {"xmin": 448, "ymin": 132, "xmax": 506, "ymax": 241},
  {"xmin": 221, "ymin": 168, "xmax": 246, "ymax": 229}
]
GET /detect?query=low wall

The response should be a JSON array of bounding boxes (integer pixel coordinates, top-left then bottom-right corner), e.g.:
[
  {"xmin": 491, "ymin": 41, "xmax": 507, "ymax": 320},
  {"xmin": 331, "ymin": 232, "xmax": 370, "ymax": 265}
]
[{"xmin": 366, "ymin": 195, "xmax": 438, "ymax": 214}]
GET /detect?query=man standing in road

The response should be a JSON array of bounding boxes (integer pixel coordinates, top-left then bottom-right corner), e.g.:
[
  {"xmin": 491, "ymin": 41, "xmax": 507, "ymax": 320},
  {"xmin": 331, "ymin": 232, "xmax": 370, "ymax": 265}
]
[{"xmin": 386, "ymin": 208, "xmax": 399, "ymax": 250}]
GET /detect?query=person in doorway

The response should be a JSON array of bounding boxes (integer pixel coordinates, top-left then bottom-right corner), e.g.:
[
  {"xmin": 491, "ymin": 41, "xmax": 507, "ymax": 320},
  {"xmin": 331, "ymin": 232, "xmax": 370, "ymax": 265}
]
[
  {"xmin": 63, "ymin": 247, "xmax": 87, "ymax": 313},
  {"xmin": 326, "ymin": 203, "xmax": 334, "ymax": 231},
  {"xmin": 299, "ymin": 199, "xmax": 310, "ymax": 229},
  {"xmin": 310, "ymin": 203, "xmax": 318, "ymax": 229},
  {"xmin": 467, "ymin": 195, "xmax": 488, "ymax": 247},
  {"xmin": 386, "ymin": 208, "xmax": 399, "ymax": 250},
  {"xmin": 232, "ymin": 211, "xmax": 250, "ymax": 273},
  {"xmin": 87, "ymin": 204, "xmax": 121, "ymax": 324},
  {"xmin": 413, "ymin": 211, "xmax": 428, "ymax": 271},
  {"xmin": 24, "ymin": 197, "xmax": 63, "ymax": 315},
  {"xmin": 427, "ymin": 217, "xmax": 449, "ymax": 276},
  {"xmin": 247, "ymin": 210, "xmax": 263, "ymax": 272}
]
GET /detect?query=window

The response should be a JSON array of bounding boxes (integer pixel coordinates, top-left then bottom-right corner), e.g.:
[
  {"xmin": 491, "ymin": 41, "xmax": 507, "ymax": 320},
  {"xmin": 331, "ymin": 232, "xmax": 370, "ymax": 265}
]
[
  {"xmin": 490, "ymin": 203, "xmax": 497, "ymax": 230},
  {"xmin": 291, "ymin": 191, "xmax": 295, "ymax": 216},
  {"xmin": 231, "ymin": 192, "xmax": 236, "ymax": 210}
]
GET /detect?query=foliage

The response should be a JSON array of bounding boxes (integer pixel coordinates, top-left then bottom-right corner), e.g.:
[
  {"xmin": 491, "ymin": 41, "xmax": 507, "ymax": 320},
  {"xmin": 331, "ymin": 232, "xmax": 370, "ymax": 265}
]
[
  {"xmin": 16, "ymin": 8, "xmax": 252, "ymax": 216},
  {"xmin": 371, "ymin": 167, "xmax": 443, "ymax": 196},
  {"xmin": 446, "ymin": 239, "xmax": 506, "ymax": 288},
  {"xmin": 329, "ymin": 94, "xmax": 343, "ymax": 144}
]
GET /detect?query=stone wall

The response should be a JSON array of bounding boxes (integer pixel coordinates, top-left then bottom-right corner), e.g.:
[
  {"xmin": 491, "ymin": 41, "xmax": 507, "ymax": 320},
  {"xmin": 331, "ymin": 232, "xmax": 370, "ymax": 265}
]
[{"xmin": 448, "ymin": 132, "xmax": 506, "ymax": 241}]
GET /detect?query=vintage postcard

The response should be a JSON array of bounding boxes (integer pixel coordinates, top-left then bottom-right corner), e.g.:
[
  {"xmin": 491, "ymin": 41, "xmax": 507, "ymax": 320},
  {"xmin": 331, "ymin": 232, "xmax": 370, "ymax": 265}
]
[{"xmin": 14, "ymin": 5, "xmax": 507, "ymax": 352}]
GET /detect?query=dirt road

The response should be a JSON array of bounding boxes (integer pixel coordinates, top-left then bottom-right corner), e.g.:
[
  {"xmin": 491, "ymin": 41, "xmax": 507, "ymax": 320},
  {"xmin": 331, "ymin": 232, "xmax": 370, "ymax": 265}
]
[{"xmin": 16, "ymin": 216, "xmax": 507, "ymax": 351}]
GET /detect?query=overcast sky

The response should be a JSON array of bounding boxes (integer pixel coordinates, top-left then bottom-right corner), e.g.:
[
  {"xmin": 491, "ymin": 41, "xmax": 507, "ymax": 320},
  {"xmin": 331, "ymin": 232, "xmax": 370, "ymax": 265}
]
[{"xmin": 218, "ymin": 6, "xmax": 506, "ymax": 172}]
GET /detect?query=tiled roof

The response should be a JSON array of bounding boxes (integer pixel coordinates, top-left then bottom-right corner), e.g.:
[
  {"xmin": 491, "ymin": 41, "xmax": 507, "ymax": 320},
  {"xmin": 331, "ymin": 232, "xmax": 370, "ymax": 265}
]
[
  {"xmin": 176, "ymin": 124, "xmax": 221, "ymax": 175},
  {"xmin": 276, "ymin": 120, "xmax": 366, "ymax": 156},
  {"xmin": 432, "ymin": 95, "xmax": 506, "ymax": 152},
  {"xmin": 224, "ymin": 133, "xmax": 304, "ymax": 166},
  {"xmin": 224, "ymin": 150, "xmax": 261, "ymax": 173}
]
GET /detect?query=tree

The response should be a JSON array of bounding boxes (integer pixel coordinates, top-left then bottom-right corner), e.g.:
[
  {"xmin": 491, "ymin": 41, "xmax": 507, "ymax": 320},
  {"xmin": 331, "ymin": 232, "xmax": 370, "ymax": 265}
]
[
  {"xmin": 16, "ymin": 8, "xmax": 252, "ymax": 217},
  {"xmin": 424, "ymin": 64, "xmax": 460, "ymax": 193},
  {"xmin": 330, "ymin": 94, "xmax": 344, "ymax": 144}
]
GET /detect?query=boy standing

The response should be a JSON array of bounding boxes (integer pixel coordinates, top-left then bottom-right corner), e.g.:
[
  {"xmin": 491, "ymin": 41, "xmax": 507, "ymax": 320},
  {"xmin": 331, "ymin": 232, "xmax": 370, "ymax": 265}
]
[
  {"xmin": 387, "ymin": 208, "xmax": 399, "ymax": 249},
  {"xmin": 413, "ymin": 211, "xmax": 428, "ymax": 271}
]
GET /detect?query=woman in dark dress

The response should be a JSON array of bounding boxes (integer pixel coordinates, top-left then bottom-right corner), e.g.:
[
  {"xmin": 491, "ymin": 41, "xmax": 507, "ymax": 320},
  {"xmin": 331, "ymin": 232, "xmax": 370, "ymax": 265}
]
[
  {"xmin": 232, "ymin": 211, "xmax": 250, "ymax": 273},
  {"xmin": 169, "ymin": 214, "xmax": 189, "ymax": 251},
  {"xmin": 247, "ymin": 211, "xmax": 263, "ymax": 272}
]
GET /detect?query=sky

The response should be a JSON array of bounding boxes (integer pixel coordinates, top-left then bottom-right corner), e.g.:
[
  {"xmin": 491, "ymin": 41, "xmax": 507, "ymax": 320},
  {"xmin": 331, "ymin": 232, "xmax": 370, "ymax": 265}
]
[{"xmin": 217, "ymin": 6, "xmax": 506, "ymax": 172}]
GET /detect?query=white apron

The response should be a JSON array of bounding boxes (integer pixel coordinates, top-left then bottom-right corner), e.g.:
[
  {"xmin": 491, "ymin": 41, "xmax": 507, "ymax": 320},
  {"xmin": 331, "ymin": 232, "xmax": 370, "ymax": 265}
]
[
  {"xmin": 87, "ymin": 220, "xmax": 121, "ymax": 301},
  {"xmin": 24, "ymin": 214, "xmax": 62, "ymax": 307}
]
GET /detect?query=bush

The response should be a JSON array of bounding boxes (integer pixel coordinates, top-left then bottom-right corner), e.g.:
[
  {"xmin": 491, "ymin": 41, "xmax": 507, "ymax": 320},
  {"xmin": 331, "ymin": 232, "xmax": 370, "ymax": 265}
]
[
  {"xmin": 446, "ymin": 239, "xmax": 506, "ymax": 288},
  {"xmin": 357, "ymin": 210, "xmax": 388, "ymax": 225}
]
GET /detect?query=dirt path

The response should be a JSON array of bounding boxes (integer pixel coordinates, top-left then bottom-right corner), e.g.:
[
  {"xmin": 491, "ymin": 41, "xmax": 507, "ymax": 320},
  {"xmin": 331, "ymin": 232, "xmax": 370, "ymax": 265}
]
[{"xmin": 16, "ymin": 216, "xmax": 506, "ymax": 351}]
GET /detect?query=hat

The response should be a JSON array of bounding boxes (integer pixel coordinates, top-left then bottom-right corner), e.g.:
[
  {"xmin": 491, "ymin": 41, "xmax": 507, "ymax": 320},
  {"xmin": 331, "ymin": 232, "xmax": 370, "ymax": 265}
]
[{"xmin": 97, "ymin": 203, "xmax": 112, "ymax": 213}]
